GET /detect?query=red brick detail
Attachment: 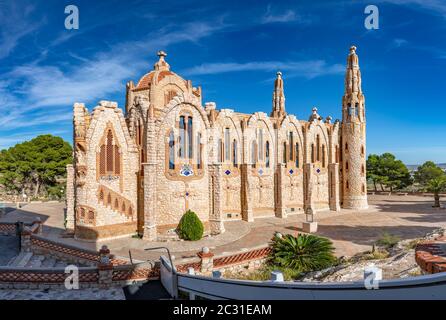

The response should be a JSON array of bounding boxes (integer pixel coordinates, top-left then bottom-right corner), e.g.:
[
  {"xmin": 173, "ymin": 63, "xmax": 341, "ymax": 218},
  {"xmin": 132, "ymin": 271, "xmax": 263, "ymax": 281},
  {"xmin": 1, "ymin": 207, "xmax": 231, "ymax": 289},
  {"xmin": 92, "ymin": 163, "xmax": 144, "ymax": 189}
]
[
  {"xmin": 213, "ymin": 247, "xmax": 272, "ymax": 268},
  {"xmin": 112, "ymin": 266, "xmax": 160, "ymax": 281},
  {"xmin": 0, "ymin": 223, "xmax": 16, "ymax": 234},
  {"xmin": 176, "ymin": 262, "xmax": 201, "ymax": 273},
  {"xmin": 31, "ymin": 236, "xmax": 100, "ymax": 262},
  {"xmin": 197, "ymin": 252, "xmax": 214, "ymax": 259},
  {"xmin": 0, "ymin": 269, "xmax": 98, "ymax": 283},
  {"xmin": 415, "ymin": 239, "xmax": 446, "ymax": 274}
]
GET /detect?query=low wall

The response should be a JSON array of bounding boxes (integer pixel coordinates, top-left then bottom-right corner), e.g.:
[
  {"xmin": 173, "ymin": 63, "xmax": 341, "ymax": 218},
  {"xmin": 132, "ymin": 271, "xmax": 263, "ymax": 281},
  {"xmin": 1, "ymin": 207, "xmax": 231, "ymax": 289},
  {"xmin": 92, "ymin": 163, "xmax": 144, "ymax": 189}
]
[
  {"xmin": 0, "ymin": 221, "xmax": 159, "ymax": 289},
  {"xmin": 175, "ymin": 246, "xmax": 272, "ymax": 275},
  {"xmin": 415, "ymin": 237, "xmax": 446, "ymax": 274}
]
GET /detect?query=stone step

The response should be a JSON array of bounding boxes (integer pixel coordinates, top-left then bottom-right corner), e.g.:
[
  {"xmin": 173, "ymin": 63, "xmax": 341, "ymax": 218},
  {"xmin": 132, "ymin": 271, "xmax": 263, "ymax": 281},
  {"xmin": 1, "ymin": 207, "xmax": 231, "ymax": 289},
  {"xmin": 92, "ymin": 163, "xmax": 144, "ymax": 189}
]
[{"xmin": 8, "ymin": 251, "xmax": 33, "ymax": 267}]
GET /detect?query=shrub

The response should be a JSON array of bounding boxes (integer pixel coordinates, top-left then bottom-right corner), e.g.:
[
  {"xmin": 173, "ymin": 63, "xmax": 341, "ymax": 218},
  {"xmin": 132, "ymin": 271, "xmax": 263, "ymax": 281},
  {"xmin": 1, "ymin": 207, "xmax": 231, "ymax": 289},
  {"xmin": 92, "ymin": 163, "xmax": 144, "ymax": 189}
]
[
  {"xmin": 177, "ymin": 210, "xmax": 204, "ymax": 241},
  {"xmin": 269, "ymin": 233, "xmax": 337, "ymax": 273},
  {"xmin": 376, "ymin": 232, "xmax": 400, "ymax": 248}
]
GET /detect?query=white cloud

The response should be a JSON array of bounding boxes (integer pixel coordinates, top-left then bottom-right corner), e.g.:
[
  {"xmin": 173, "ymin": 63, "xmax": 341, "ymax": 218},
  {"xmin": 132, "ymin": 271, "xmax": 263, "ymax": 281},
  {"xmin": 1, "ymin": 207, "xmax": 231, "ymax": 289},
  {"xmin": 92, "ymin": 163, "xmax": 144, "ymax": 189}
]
[
  {"xmin": 262, "ymin": 8, "xmax": 298, "ymax": 24},
  {"xmin": 380, "ymin": 0, "xmax": 446, "ymax": 17},
  {"xmin": 182, "ymin": 60, "xmax": 344, "ymax": 79},
  {"xmin": 0, "ymin": 21, "xmax": 226, "ymax": 130},
  {"xmin": 0, "ymin": 2, "xmax": 42, "ymax": 59}
]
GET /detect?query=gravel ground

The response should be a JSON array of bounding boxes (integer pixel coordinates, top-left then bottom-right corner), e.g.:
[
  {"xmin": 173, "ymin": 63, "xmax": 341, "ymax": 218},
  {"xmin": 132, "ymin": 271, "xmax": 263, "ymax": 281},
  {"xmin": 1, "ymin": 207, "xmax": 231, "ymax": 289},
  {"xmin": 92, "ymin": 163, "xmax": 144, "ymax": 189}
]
[{"xmin": 0, "ymin": 287, "xmax": 126, "ymax": 300}]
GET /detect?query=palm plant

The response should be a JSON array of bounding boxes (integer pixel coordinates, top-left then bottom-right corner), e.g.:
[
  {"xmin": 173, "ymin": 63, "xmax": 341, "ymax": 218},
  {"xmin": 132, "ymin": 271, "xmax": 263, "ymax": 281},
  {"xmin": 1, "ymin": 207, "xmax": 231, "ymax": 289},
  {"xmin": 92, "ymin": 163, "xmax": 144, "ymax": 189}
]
[
  {"xmin": 427, "ymin": 177, "xmax": 446, "ymax": 208},
  {"xmin": 269, "ymin": 233, "xmax": 337, "ymax": 272}
]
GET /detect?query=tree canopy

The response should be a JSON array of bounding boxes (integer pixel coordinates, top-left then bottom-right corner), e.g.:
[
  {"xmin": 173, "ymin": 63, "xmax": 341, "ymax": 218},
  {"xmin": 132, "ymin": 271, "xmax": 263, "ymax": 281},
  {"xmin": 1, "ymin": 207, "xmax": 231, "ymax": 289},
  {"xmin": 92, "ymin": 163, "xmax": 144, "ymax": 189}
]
[
  {"xmin": 0, "ymin": 135, "xmax": 72, "ymax": 199},
  {"xmin": 414, "ymin": 161, "xmax": 446, "ymax": 207},
  {"xmin": 366, "ymin": 153, "xmax": 412, "ymax": 191}
]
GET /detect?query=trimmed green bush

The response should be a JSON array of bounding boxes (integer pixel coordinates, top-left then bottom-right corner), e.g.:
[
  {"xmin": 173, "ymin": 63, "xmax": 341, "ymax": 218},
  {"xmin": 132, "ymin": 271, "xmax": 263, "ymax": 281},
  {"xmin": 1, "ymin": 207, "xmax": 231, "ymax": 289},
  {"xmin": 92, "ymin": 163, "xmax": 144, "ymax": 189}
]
[
  {"xmin": 177, "ymin": 210, "xmax": 204, "ymax": 241},
  {"xmin": 269, "ymin": 233, "xmax": 337, "ymax": 273}
]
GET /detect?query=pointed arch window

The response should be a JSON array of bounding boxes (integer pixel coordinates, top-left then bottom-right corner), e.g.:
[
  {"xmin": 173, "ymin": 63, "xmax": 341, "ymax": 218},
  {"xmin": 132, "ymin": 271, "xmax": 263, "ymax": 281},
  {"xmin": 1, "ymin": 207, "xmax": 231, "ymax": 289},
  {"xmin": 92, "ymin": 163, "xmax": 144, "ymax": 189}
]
[
  {"xmin": 283, "ymin": 142, "xmax": 287, "ymax": 164},
  {"xmin": 295, "ymin": 143, "xmax": 299, "ymax": 168},
  {"xmin": 311, "ymin": 144, "xmax": 315, "ymax": 163},
  {"xmin": 218, "ymin": 139, "xmax": 223, "ymax": 163},
  {"xmin": 225, "ymin": 128, "xmax": 230, "ymax": 161},
  {"xmin": 168, "ymin": 130, "xmax": 175, "ymax": 170},
  {"xmin": 251, "ymin": 140, "xmax": 257, "ymax": 168},
  {"xmin": 316, "ymin": 135, "xmax": 321, "ymax": 162},
  {"xmin": 188, "ymin": 117, "xmax": 193, "ymax": 159},
  {"xmin": 265, "ymin": 141, "xmax": 270, "ymax": 168},
  {"xmin": 322, "ymin": 145, "xmax": 326, "ymax": 168},
  {"xmin": 232, "ymin": 139, "xmax": 238, "ymax": 167},
  {"xmin": 179, "ymin": 116, "xmax": 185, "ymax": 158},
  {"xmin": 258, "ymin": 129, "xmax": 264, "ymax": 161},
  {"xmin": 197, "ymin": 133, "xmax": 202, "ymax": 169},
  {"xmin": 99, "ymin": 128, "xmax": 121, "ymax": 176},
  {"xmin": 289, "ymin": 132, "xmax": 294, "ymax": 161}
]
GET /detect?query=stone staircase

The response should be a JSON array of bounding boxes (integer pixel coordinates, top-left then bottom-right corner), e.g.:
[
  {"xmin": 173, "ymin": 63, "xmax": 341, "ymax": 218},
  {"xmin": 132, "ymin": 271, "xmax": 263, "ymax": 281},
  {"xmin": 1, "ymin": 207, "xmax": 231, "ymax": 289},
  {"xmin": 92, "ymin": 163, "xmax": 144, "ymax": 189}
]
[{"xmin": 7, "ymin": 251, "xmax": 74, "ymax": 268}]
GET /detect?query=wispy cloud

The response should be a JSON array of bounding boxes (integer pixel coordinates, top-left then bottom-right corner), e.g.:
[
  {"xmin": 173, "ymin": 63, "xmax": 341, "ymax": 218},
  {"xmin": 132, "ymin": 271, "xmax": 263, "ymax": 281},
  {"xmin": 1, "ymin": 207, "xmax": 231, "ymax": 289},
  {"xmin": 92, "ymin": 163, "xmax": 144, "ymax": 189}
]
[
  {"xmin": 182, "ymin": 60, "xmax": 344, "ymax": 79},
  {"xmin": 262, "ymin": 7, "xmax": 297, "ymax": 23},
  {"xmin": 380, "ymin": 0, "xmax": 446, "ymax": 17},
  {"xmin": 0, "ymin": 2, "xmax": 43, "ymax": 60},
  {"xmin": 388, "ymin": 38, "xmax": 409, "ymax": 50},
  {"xmin": 0, "ymin": 20, "xmax": 227, "ymax": 131}
]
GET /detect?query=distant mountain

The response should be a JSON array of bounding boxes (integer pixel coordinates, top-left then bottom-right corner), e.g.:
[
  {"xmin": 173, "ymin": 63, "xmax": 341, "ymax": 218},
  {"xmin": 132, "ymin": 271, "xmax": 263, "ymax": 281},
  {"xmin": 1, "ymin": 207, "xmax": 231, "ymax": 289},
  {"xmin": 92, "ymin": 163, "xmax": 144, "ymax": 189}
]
[{"xmin": 406, "ymin": 163, "xmax": 446, "ymax": 171}]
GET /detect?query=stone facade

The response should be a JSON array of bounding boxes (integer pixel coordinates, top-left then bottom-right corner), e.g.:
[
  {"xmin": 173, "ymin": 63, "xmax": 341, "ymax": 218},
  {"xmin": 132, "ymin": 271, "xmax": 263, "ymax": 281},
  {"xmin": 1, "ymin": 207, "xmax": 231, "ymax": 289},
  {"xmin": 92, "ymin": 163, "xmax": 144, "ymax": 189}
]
[{"xmin": 67, "ymin": 46, "xmax": 368, "ymax": 241}]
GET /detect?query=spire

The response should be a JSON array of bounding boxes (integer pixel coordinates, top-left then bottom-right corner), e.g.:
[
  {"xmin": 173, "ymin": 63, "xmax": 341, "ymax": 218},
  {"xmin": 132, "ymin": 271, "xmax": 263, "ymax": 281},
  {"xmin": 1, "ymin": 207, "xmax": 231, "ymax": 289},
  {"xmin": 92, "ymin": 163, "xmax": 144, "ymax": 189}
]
[
  {"xmin": 344, "ymin": 45, "xmax": 362, "ymax": 95},
  {"xmin": 271, "ymin": 71, "xmax": 286, "ymax": 118},
  {"xmin": 154, "ymin": 50, "xmax": 170, "ymax": 71}
]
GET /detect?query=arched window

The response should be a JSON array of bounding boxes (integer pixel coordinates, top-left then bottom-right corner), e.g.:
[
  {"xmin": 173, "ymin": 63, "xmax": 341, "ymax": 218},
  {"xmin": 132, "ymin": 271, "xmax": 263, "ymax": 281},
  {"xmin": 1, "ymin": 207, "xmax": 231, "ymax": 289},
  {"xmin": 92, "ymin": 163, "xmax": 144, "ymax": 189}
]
[
  {"xmin": 295, "ymin": 143, "xmax": 299, "ymax": 168},
  {"xmin": 122, "ymin": 203, "xmax": 126, "ymax": 213},
  {"xmin": 232, "ymin": 139, "xmax": 237, "ymax": 167},
  {"xmin": 218, "ymin": 139, "xmax": 223, "ymax": 163},
  {"xmin": 361, "ymin": 164, "xmax": 365, "ymax": 175},
  {"xmin": 311, "ymin": 144, "xmax": 315, "ymax": 163},
  {"xmin": 265, "ymin": 141, "xmax": 270, "ymax": 168},
  {"xmin": 362, "ymin": 184, "xmax": 366, "ymax": 193},
  {"xmin": 346, "ymin": 161, "xmax": 349, "ymax": 171},
  {"xmin": 251, "ymin": 140, "xmax": 257, "ymax": 168},
  {"xmin": 346, "ymin": 181, "xmax": 349, "ymax": 189},
  {"xmin": 187, "ymin": 117, "xmax": 193, "ymax": 159},
  {"xmin": 322, "ymin": 145, "xmax": 326, "ymax": 168},
  {"xmin": 289, "ymin": 132, "xmax": 294, "ymax": 161},
  {"xmin": 197, "ymin": 133, "xmax": 202, "ymax": 169},
  {"xmin": 258, "ymin": 129, "xmax": 264, "ymax": 161},
  {"xmin": 178, "ymin": 115, "xmax": 193, "ymax": 159},
  {"xmin": 179, "ymin": 116, "xmax": 185, "ymax": 158},
  {"xmin": 283, "ymin": 142, "xmax": 287, "ymax": 164},
  {"xmin": 225, "ymin": 128, "xmax": 230, "ymax": 161},
  {"xmin": 361, "ymin": 145, "xmax": 365, "ymax": 156},
  {"xmin": 164, "ymin": 90, "xmax": 177, "ymax": 105},
  {"xmin": 114, "ymin": 199, "xmax": 119, "ymax": 210},
  {"xmin": 107, "ymin": 193, "xmax": 112, "ymax": 206},
  {"xmin": 168, "ymin": 130, "xmax": 175, "ymax": 170},
  {"xmin": 99, "ymin": 129, "xmax": 121, "ymax": 176},
  {"xmin": 345, "ymin": 143, "xmax": 348, "ymax": 152},
  {"xmin": 316, "ymin": 135, "xmax": 320, "ymax": 162}
]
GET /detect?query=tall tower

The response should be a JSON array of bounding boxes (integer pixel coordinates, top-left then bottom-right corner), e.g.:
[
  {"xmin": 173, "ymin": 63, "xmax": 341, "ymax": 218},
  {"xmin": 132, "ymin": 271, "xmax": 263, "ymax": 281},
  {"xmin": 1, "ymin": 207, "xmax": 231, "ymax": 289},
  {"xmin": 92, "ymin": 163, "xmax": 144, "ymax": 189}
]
[
  {"xmin": 341, "ymin": 46, "xmax": 368, "ymax": 209},
  {"xmin": 270, "ymin": 71, "xmax": 286, "ymax": 119}
]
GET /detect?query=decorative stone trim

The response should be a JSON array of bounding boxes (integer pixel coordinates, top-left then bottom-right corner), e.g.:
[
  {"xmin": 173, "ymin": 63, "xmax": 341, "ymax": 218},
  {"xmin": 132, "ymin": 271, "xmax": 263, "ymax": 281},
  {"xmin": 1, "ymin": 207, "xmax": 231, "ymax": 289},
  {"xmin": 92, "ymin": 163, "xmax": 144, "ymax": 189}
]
[
  {"xmin": 213, "ymin": 247, "xmax": 271, "ymax": 268},
  {"xmin": 0, "ymin": 222, "xmax": 17, "ymax": 235},
  {"xmin": 97, "ymin": 184, "xmax": 134, "ymax": 221}
]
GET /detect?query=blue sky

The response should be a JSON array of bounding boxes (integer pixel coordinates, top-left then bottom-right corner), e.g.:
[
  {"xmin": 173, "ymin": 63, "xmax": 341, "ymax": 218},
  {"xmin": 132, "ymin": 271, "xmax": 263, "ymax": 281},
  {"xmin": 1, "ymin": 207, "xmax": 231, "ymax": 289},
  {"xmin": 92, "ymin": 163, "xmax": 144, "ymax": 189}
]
[{"xmin": 0, "ymin": 0, "xmax": 445, "ymax": 164}]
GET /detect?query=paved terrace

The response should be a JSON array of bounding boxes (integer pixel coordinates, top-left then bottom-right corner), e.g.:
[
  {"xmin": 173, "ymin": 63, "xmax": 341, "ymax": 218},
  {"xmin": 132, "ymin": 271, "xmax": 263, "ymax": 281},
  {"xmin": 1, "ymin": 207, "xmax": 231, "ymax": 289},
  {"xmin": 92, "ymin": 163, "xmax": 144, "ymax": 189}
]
[{"xmin": 1, "ymin": 195, "xmax": 446, "ymax": 263}]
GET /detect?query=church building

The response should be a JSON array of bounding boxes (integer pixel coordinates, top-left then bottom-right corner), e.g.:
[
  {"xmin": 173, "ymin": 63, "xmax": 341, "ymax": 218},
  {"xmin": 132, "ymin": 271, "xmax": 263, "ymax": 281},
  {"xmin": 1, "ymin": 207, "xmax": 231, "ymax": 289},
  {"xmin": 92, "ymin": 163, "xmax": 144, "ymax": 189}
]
[{"xmin": 66, "ymin": 46, "xmax": 368, "ymax": 241}]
